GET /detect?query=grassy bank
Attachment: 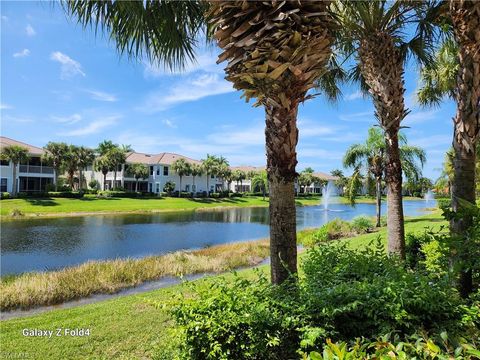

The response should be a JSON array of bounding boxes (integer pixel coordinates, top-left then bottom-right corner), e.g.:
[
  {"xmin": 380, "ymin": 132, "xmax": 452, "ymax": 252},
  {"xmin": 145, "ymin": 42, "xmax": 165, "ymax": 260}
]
[
  {"xmin": 0, "ymin": 195, "xmax": 323, "ymax": 218},
  {"xmin": 0, "ymin": 240, "xmax": 270, "ymax": 311},
  {"xmin": 0, "ymin": 213, "xmax": 445, "ymax": 359}
]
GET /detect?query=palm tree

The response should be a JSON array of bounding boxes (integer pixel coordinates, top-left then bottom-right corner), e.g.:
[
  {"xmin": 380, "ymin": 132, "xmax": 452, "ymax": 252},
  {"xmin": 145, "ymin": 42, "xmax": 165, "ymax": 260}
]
[
  {"xmin": 130, "ymin": 163, "xmax": 149, "ymax": 192},
  {"xmin": 210, "ymin": 1, "xmax": 334, "ymax": 284},
  {"xmin": 216, "ymin": 164, "xmax": 232, "ymax": 193},
  {"xmin": 0, "ymin": 145, "xmax": 29, "ymax": 196},
  {"xmin": 335, "ymin": 0, "xmax": 436, "ymax": 259},
  {"xmin": 94, "ymin": 156, "xmax": 112, "ymax": 191},
  {"xmin": 76, "ymin": 146, "xmax": 95, "ymax": 190},
  {"xmin": 96, "ymin": 140, "xmax": 116, "ymax": 156},
  {"xmin": 298, "ymin": 168, "xmax": 315, "ymax": 194},
  {"xmin": 190, "ymin": 163, "xmax": 203, "ymax": 194},
  {"xmin": 232, "ymin": 169, "xmax": 246, "ymax": 193},
  {"xmin": 344, "ymin": 127, "xmax": 426, "ymax": 228},
  {"xmin": 215, "ymin": 156, "xmax": 230, "ymax": 191},
  {"xmin": 251, "ymin": 171, "xmax": 268, "ymax": 200},
  {"xmin": 171, "ymin": 158, "xmax": 192, "ymax": 197},
  {"xmin": 201, "ymin": 154, "xmax": 218, "ymax": 197},
  {"xmin": 106, "ymin": 147, "xmax": 127, "ymax": 190},
  {"xmin": 64, "ymin": 145, "xmax": 81, "ymax": 190},
  {"xmin": 43, "ymin": 142, "xmax": 68, "ymax": 191}
]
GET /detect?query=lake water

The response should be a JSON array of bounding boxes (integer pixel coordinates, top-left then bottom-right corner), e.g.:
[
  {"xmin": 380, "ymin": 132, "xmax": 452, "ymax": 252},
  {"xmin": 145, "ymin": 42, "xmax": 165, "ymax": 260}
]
[{"xmin": 1, "ymin": 200, "xmax": 435, "ymax": 274}]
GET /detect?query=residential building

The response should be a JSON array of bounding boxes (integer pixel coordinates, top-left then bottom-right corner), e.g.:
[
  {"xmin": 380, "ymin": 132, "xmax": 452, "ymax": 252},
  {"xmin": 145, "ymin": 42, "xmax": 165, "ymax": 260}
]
[{"xmin": 0, "ymin": 136, "xmax": 55, "ymax": 193}]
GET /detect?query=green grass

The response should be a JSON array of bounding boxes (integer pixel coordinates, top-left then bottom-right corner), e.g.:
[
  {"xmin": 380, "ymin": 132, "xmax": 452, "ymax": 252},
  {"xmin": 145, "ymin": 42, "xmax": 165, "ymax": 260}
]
[
  {"xmin": 0, "ymin": 195, "xmax": 324, "ymax": 218},
  {"xmin": 0, "ymin": 212, "xmax": 445, "ymax": 359}
]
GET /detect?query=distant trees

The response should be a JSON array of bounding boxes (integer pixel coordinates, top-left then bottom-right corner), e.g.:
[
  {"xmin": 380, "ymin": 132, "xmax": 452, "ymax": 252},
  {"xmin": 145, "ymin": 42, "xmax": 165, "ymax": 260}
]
[
  {"xmin": 190, "ymin": 164, "xmax": 203, "ymax": 193},
  {"xmin": 0, "ymin": 145, "xmax": 30, "ymax": 196},
  {"xmin": 129, "ymin": 163, "xmax": 149, "ymax": 192},
  {"xmin": 232, "ymin": 169, "xmax": 246, "ymax": 193},
  {"xmin": 76, "ymin": 146, "xmax": 95, "ymax": 190},
  {"xmin": 96, "ymin": 140, "xmax": 130, "ymax": 190},
  {"xmin": 251, "ymin": 171, "xmax": 268, "ymax": 200},
  {"xmin": 94, "ymin": 156, "xmax": 111, "ymax": 191},
  {"xmin": 171, "ymin": 158, "xmax": 192, "ymax": 196},
  {"xmin": 43, "ymin": 142, "xmax": 68, "ymax": 191}
]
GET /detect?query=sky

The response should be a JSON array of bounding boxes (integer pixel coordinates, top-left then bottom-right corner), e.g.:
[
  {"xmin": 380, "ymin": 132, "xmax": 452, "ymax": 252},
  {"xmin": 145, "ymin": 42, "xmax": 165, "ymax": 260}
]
[{"xmin": 1, "ymin": 1, "xmax": 455, "ymax": 180}]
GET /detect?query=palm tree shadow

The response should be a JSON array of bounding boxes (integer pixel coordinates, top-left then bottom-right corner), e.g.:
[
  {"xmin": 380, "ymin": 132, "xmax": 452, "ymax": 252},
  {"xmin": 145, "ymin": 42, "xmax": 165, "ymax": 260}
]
[{"xmin": 25, "ymin": 198, "xmax": 58, "ymax": 207}]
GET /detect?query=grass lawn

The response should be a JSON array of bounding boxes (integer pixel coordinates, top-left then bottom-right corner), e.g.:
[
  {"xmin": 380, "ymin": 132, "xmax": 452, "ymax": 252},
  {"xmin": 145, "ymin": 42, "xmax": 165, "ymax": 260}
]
[
  {"xmin": 0, "ymin": 212, "xmax": 446, "ymax": 359},
  {"xmin": 0, "ymin": 195, "xmax": 324, "ymax": 218}
]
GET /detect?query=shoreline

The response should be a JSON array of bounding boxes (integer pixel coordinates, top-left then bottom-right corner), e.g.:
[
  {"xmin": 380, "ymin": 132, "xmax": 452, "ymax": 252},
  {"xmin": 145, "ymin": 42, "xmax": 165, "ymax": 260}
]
[{"xmin": 0, "ymin": 196, "xmax": 427, "ymax": 220}]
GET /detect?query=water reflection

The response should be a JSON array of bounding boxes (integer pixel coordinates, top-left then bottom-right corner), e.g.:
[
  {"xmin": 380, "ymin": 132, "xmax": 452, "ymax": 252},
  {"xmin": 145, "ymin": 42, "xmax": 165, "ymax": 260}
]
[{"xmin": 1, "ymin": 201, "xmax": 433, "ymax": 274}]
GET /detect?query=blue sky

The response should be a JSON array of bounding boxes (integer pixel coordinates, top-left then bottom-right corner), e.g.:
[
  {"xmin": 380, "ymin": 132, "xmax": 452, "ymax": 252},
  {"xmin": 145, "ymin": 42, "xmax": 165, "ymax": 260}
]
[{"xmin": 1, "ymin": 1, "xmax": 453, "ymax": 180}]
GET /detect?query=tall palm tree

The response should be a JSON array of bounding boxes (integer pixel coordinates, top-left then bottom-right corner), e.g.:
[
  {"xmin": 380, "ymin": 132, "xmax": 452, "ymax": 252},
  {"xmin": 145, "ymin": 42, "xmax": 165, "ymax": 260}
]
[
  {"xmin": 171, "ymin": 158, "xmax": 192, "ymax": 197},
  {"xmin": 344, "ymin": 127, "xmax": 426, "ymax": 228},
  {"xmin": 190, "ymin": 163, "xmax": 203, "ymax": 194},
  {"xmin": 94, "ymin": 156, "xmax": 112, "ymax": 191},
  {"xmin": 215, "ymin": 156, "xmax": 230, "ymax": 191},
  {"xmin": 43, "ymin": 142, "xmax": 68, "ymax": 191},
  {"xmin": 201, "ymin": 154, "xmax": 218, "ymax": 197},
  {"xmin": 232, "ymin": 169, "xmax": 246, "ymax": 193},
  {"xmin": 106, "ymin": 147, "xmax": 127, "ymax": 190},
  {"xmin": 130, "ymin": 163, "xmax": 149, "ymax": 192},
  {"xmin": 210, "ymin": 1, "xmax": 334, "ymax": 284},
  {"xmin": 0, "ymin": 145, "xmax": 30, "ymax": 196},
  {"xmin": 64, "ymin": 145, "xmax": 81, "ymax": 190},
  {"xmin": 76, "ymin": 146, "xmax": 95, "ymax": 190},
  {"xmin": 335, "ymin": 0, "xmax": 436, "ymax": 259},
  {"xmin": 96, "ymin": 140, "xmax": 116, "ymax": 156}
]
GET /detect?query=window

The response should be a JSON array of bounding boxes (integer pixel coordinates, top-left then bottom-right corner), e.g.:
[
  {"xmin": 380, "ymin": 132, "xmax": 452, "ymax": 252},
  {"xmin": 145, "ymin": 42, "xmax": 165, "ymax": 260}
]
[
  {"xmin": 192, "ymin": 185, "xmax": 196, "ymax": 192},
  {"xmin": 156, "ymin": 183, "xmax": 160, "ymax": 193},
  {"xmin": 156, "ymin": 168, "xmax": 160, "ymax": 175},
  {"xmin": 0, "ymin": 160, "xmax": 9, "ymax": 166},
  {"xmin": 149, "ymin": 183, "xmax": 152, "ymax": 193},
  {"xmin": 211, "ymin": 174, "xmax": 214, "ymax": 179},
  {"xmin": 163, "ymin": 166, "xmax": 169, "ymax": 176},
  {"xmin": 185, "ymin": 184, "xmax": 190, "ymax": 192},
  {"xmin": 0, "ymin": 178, "xmax": 7, "ymax": 192},
  {"xmin": 150, "ymin": 166, "xmax": 154, "ymax": 176}
]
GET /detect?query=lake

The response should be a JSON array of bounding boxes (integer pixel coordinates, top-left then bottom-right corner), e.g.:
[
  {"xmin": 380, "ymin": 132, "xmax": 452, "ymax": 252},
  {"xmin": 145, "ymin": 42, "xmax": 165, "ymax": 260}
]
[{"xmin": 1, "ymin": 200, "xmax": 436, "ymax": 274}]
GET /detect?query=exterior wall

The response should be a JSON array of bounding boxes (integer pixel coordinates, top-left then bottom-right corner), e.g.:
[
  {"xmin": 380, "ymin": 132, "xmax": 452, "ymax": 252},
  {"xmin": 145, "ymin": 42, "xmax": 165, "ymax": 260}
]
[
  {"xmin": 0, "ymin": 158, "xmax": 55, "ymax": 193},
  {"xmin": 0, "ymin": 161, "xmax": 14, "ymax": 193}
]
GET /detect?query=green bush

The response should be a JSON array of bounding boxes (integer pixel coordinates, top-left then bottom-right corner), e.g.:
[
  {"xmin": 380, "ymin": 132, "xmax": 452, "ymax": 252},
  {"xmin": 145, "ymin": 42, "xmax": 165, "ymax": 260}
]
[
  {"xmin": 97, "ymin": 191, "xmax": 154, "ymax": 198},
  {"xmin": 163, "ymin": 181, "xmax": 175, "ymax": 194},
  {"xmin": 325, "ymin": 218, "xmax": 351, "ymax": 239},
  {"xmin": 88, "ymin": 179, "xmax": 99, "ymax": 190},
  {"xmin": 47, "ymin": 191, "xmax": 84, "ymax": 198},
  {"xmin": 310, "ymin": 225, "xmax": 329, "ymax": 245},
  {"xmin": 0, "ymin": 192, "xmax": 10, "ymax": 200},
  {"xmin": 302, "ymin": 333, "xmax": 480, "ymax": 359},
  {"xmin": 350, "ymin": 216, "xmax": 374, "ymax": 234}
]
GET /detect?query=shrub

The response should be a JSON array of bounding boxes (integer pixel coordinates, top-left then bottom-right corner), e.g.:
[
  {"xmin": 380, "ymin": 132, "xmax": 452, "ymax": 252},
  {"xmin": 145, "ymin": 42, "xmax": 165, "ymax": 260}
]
[
  {"xmin": 10, "ymin": 208, "xmax": 24, "ymax": 217},
  {"xmin": 350, "ymin": 216, "xmax": 374, "ymax": 234},
  {"xmin": 230, "ymin": 192, "xmax": 243, "ymax": 198},
  {"xmin": 310, "ymin": 225, "xmax": 329, "ymax": 245},
  {"xmin": 325, "ymin": 218, "xmax": 351, "ymax": 239},
  {"xmin": 0, "ymin": 192, "xmax": 10, "ymax": 200},
  {"xmin": 163, "ymin": 181, "xmax": 175, "ymax": 194},
  {"xmin": 47, "ymin": 191, "xmax": 84, "ymax": 198},
  {"xmin": 88, "ymin": 179, "xmax": 99, "ymax": 190}
]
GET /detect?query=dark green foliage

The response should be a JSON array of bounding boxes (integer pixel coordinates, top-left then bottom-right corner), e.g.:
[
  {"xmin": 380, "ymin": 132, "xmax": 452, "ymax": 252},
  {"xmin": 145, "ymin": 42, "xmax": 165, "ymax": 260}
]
[
  {"xmin": 0, "ymin": 192, "xmax": 10, "ymax": 200},
  {"xmin": 97, "ymin": 191, "xmax": 154, "ymax": 198},
  {"xmin": 350, "ymin": 215, "xmax": 374, "ymax": 234},
  {"xmin": 163, "ymin": 181, "xmax": 175, "ymax": 194},
  {"xmin": 15, "ymin": 191, "xmax": 85, "ymax": 199}
]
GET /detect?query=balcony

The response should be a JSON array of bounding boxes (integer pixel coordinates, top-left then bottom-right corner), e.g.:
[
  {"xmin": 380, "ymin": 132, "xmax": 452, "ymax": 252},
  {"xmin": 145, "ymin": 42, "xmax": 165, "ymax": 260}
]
[{"xmin": 19, "ymin": 165, "xmax": 54, "ymax": 175}]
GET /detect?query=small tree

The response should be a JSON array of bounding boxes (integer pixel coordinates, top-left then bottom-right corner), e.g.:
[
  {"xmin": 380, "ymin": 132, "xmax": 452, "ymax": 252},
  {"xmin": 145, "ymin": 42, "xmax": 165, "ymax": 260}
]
[
  {"xmin": 163, "ymin": 181, "xmax": 175, "ymax": 195},
  {"xmin": 94, "ymin": 156, "xmax": 112, "ymax": 191},
  {"xmin": 171, "ymin": 158, "xmax": 192, "ymax": 197},
  {"xmin": 232, "ymin": 169, "xmax": 246, "ymax": 193},
  {"xmin": 0, "ymin": 145, "xmax": 29, "ymax": 196},
  {"xmin": 190, "ymin": 163, "xmax": 203, "ymax": 194},
  {"xmin": 76, "ymin": 146, "xmax": 95, "ymax": 190},
  {"xmin": 201, "ymin": 154, "xmax": 219, "ymax": 197},
  {"xmin": 251, "ymin": 171, "xmax": 268, "ymax": 200},
  {"xmin": 64, "ymin": 145, "xmax": 81, "ymax": 190},
  {"xmin": 43, "ymin": 142, "xmax": 68, "ymax": 191},
  {"xmin": 130, "ymin": 163, "xmax": 149, "ymax": 192}
]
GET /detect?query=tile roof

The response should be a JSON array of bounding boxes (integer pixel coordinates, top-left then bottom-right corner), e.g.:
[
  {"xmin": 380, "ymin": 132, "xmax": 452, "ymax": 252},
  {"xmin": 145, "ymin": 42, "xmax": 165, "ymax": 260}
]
[
  {"xmin": 0, "ymin": 136, "xmax": 45, "ymax": 155},
  {"xmin": 125, "ymin": 152, "xmax": 202, "ymax": 165},
  {"xmin": 313, "ymin": 172, "xmax": 339, "ymax": 181}
]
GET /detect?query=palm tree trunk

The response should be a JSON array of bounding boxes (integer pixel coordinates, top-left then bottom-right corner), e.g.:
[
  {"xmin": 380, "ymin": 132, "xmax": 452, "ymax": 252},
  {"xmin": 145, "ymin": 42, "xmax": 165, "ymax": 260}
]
[
  {"xmin": 375, "ymin": 177, "xmax": 382, "ymax": 228},
  {"xmin": 136, "ymin": 179, "xmax": 139, "ymax": 192},
  {"xmin": 265, "ymin": 103, "xmax": 298, "ymax": 285},
  {"xmin": 103, "ymin": 173, "xmax": 107, "ymax": 191},
  {"xmin": 113, "ymin": 170, "xmax": 117, "ymax": 190},
  {"xmin": 206, "ymin": 173, "xmax": 210, "ymax": 198},
  {"xmin": 79, "ymin": 169, "xmax": 83, "ymax": 190},
  {"xmin": 179, "ymin": 176, "xmax": 182, "ymax": 198},
  {"xmin": 54, "ymin": 167, "xmax": 58, "ymax": 191},
  {"xmin": 385, "ymin": 130, "xmax": 405, "ymax": 258},
  {"xmin": 12, "ymin": 163, "xmax": 17, "ymax": 196}
]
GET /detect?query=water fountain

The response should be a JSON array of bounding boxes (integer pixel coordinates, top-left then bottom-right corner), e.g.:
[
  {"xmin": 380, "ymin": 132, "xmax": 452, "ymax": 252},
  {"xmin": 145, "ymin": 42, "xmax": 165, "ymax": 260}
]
[
  {"xmin": 321, "ymin": 180, "xmax": 335, "ymax": 211},
  {"xmin": 424, "ymin": 189, "xmax": 434, "ymax": 204}
]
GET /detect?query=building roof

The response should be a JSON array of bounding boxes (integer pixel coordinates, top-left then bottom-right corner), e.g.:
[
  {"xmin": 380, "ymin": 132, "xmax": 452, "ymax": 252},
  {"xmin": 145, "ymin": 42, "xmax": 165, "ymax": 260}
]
[
  {"xmin": 125, "ymin": 151, "xmax": 202, "ymax": 166},
  {"xmin": 0, "ymin": 136, "xmax": 45, "ymax": 155},
  {"xmin": 313, "ymin": 172, "xmax": 339, "ymax": 181},
  {"xmin": 230, "ymin": 165, "xmax": 265, "ymax": 172}
]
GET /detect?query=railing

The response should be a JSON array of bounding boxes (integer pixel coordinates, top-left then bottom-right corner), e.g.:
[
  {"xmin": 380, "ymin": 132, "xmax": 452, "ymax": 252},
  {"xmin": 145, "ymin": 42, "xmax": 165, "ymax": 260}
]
[{"xmin": 19, "ymin": 165, "xmax": 54, "ymax": 174}]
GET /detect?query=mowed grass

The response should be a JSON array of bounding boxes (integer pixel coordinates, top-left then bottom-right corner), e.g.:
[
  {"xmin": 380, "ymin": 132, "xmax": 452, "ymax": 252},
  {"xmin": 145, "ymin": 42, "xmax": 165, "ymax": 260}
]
[
  {"xmin": 0, "ymin": 240, "xmax": 270, "ymax": 311},
  {"xmin": 0, "ymin": 213, "xmax": 446, "ymax": 360},
  {"xmin": 0, "ymin": 195, "xmax": 323, "ymax": 218}
]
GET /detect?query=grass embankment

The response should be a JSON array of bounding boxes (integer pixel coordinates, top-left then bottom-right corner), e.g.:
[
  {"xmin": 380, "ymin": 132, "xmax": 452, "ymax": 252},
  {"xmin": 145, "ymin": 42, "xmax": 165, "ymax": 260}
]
[
  {"xmin": 0, "ymin": 195, "xmax": 322, "ymax": 218},
  {"xmin": 0, "ymin": 213, "xmax": 446, "ymax": 360},
  {"xmin": 0, "ymin": 240, "xmax": 270, "ymax": 311}
]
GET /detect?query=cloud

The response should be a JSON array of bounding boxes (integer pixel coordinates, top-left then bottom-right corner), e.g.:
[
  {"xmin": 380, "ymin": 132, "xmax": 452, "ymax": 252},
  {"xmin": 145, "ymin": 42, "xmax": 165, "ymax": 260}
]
[
  {"xmin": 144, "ymin": 51, "xmax": 222, "ymax": 78},
  {"xmin": 339, "ymin": 110, "xmax": 375, "ymax": 123},
  {"xmin": 162, "ymin": 119, "xmax": 177, "ymax": 128},
  {"xmin": 59, "ymin": 116, "xmax": 119, "ymax": 136},
  {"xmin": 0, "ymin": 103, "xmax": 13, "ymax": 110},
  {"xmin": 3, "ymin": 115, "xmax": 33, "ymax": 123},
  {"xmin": 13, "ymin": 49, "xmax": 30, "ymax": 58},
  {"xmin": 51, "ymin": 113, "xmax": 82, "ymax": 125},
  {"xmin": 345, "ymin": 91, "xmax": 363, "ymax": 101},
  {"xmin": 140, "ymin": 73, "xmax": 234, "ymax": 112},
  {"xmin": 25, "ymin": 24, "xmax": 36, "ymax": 36},
  {"xmin": 207, "ymin": 124, "xmax": 265, "ymax": 146},
  {"xmin": 50, "ymin": 51, "xmax": 86, "ymax": 79},
  {"xmin": 85, "ymin": 89, "xmax": 117, "ymax": 102},
  {"xmin": 410, "ymin": 134, "xmax": 452, "ymax": 149},
  {"xmin": 403, "ymin": 109, "xmax": 440, "ymax": 126}
]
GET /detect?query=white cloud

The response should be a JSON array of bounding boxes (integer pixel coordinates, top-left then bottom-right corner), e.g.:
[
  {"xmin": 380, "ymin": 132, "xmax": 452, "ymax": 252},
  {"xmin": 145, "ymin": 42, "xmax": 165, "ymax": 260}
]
[
  {"xmin": 13, "ymin": 49, "xmax": 30, "ymax": 58},
  {"xmin": 345, "ymin": 91, "xmax": 363, "ymax": 101},
  {"xmin": 339, "ymin": 110, "xmax": 375, "ymax": 123},
  {"xmin": 50, "ymin": 51, "xmax": 86, "ymax": 79},
  {"xmin": 144, "ymin": 51, "xmax": 222, "ymax": 78},
  {"xmin": 25, "ymin": 24, "xmax": 36, "ymax": 36},
  {"xmin": 51, "ymin": 113, "xmax": 82, "ymax": 125},
  {"xmin": 3, "ymin": 115, "xmax": 33, "ymax": 123},
  {"xmin": 207, "ymin": 124, "xmax": 265, "ymax": 146},
  {"xmin": 85, "ymin": 89, "xmax": 117, "ymax": 102},
  {"xmin": 410, "ymin": 134, "xmax": 452, "ymax": 149},
  {"xmin": 162, "ymin": 119, "xmax": 177, "ymax": 128},
  {"xmin": 0, "ymin": 103, "xmax": 13, "ymax": 110},
  {"xmin": 403, "ymin": 109, "xmax": 439, "ymax": 126},
  {"xmin": 140, "ymin": 73, "xmax": 234, "ymax": 112},
  {"xmin": 59, "ymin": 116, "xmax": 119, "ymax": 136}
]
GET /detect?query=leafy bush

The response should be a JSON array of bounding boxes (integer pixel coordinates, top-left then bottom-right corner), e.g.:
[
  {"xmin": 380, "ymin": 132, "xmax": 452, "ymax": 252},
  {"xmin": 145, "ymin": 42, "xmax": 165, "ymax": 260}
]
[
  {"xmin": 302, "ymin": 333, "xmax": 480, "ymax": 360},
  {"xmin": 163, "ymin": 181, "xmax": 175, "ymax": 194},
  {"xmin": 324, "ymin": 219, "xmax": 351, "ymax": 239},
  {"xmin": 311, "ymin": 226, "xmax": 329, "ymax": 245},
  {"xmin": 97, "ymin": 191, "xmax": 154, "ymax": 198},
  {"xmin": 301, "ymin": 240, "xmax": 464, "ymax": 342},
  {"xmin": 170, "ymin": 274, "xmax": 301, "ymax": 360},
  {"xmin": 0, "ymin": 192, "xmax": 10, "ymax": 200},
  {"xmin": 350, "ymin": 215, "xmax": 374, "ymax": 234},
  {"xmin": 88, "ymin": 179, "xmax": 99, "ymax": 190},
  {"xmin": 47, "ymin": 191, "xmax": 84, "ymax": 198}
]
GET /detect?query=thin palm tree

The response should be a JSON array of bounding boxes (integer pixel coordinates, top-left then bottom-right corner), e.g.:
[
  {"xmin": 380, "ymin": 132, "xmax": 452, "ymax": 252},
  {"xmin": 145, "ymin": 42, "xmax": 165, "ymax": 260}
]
[
  {"xmin": 232, "ymin": 169, "xmax": 246, "ymax": 193},
  {"xmin": 43, "ymin": 142, "xmax": 68, "ymax": 191},
  {"xmin": 215, "ymin": 156, "xmax": 230, "ymax": 191},
  {"xmin": 335, "ymin": 0, "xmax": 437, "ymax": 259},
  {"xmin": 190, "ymin": 163, "xmax": 203, "ymax": 194},
  {"xmin": 130, "ymin": 163, "xmax": 149, "ymax": 192},
  {"xmin": 251, "ymin": 171, "xmax": 268, "ymax": 200},
  {"xmin": 171, "ymin": 158, "xmax": 192, "ymax": 197},
  {"xmin": 210, "ymin": 1, "xmax": 334, "ymax": 284},
  {"xmin": 344, "ymin": 127, "xmax": 426, "ymax": 228},
  {"xmin": 76, "ymin": 146, "xmax": 95, "ymax": 190},
  {"xmin": 0, "ymin": 145, "xmax": 30, "ymax": 196},
  {"xmin": 94, "ymin": 156, "xmax": 112, "ymax": 191},
  {"xmin": 106, "ymin": 147, "xmax": 127, "ymax": 190},
  {"xmin": 64, "ymin": 145, "xmax": 81, "ymax": 190},
  {"xmin": 201, "ymin": 154, "xmax": 218, "ymax": 197}
]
